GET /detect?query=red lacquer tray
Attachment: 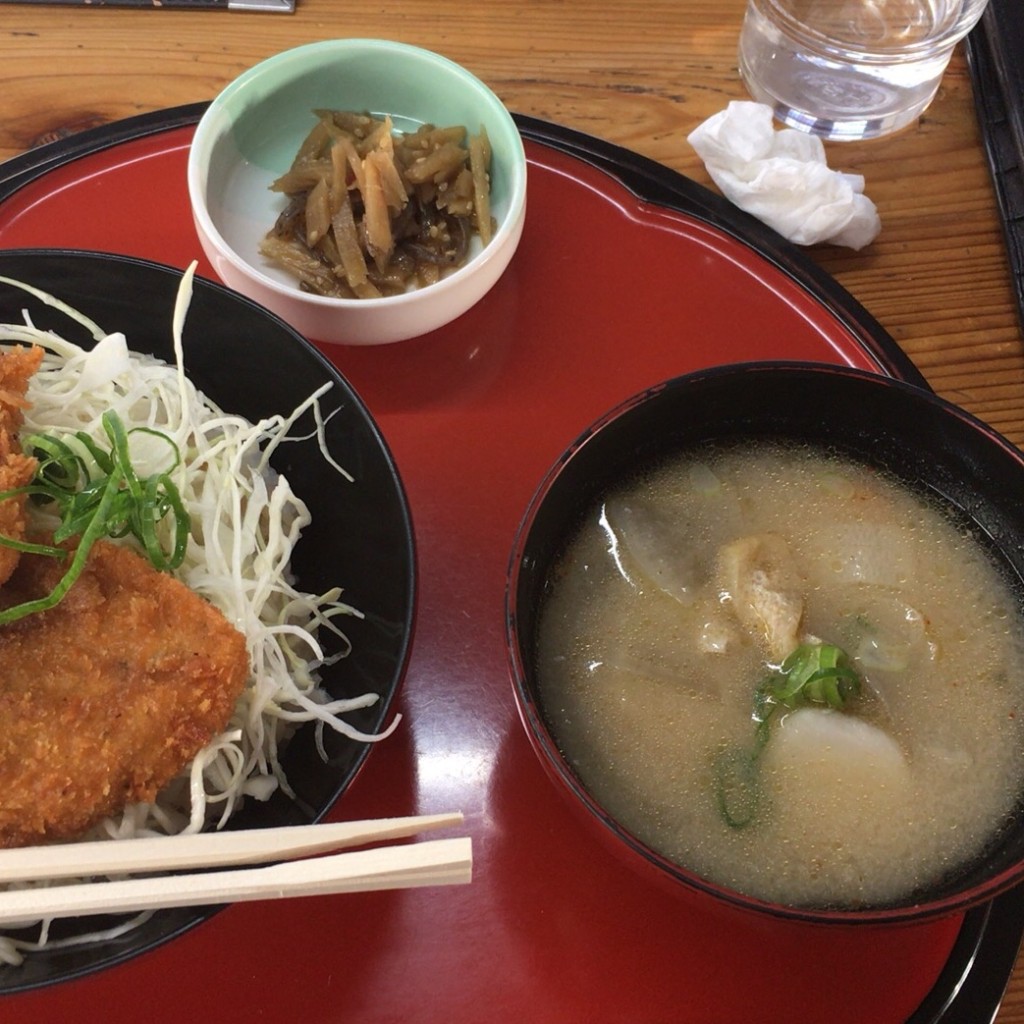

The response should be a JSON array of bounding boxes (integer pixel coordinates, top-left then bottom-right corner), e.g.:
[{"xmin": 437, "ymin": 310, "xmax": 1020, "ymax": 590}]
[{"xmin": 0, "ymin": 106, "xmax": 1021, "ymax": 1023}]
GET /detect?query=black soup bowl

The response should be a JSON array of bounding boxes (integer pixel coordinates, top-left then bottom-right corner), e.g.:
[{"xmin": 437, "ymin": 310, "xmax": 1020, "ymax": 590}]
[
  {"xmin": 506, "ymin": 360, "xmax": 1024, "ymax": 926},
  {"xmin": 0, "ymin": 250, "xmax": 414, "ymax": 989}
]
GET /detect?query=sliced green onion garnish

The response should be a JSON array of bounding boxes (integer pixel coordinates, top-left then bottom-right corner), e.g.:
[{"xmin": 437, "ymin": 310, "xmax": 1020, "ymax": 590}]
[
  {"xmin": 715, "ymin": 642, "xmax": 862, "ymax": 829},
  {"xmin": 0, "ymin": 410, "xmax": 190, "ymax": 625}
]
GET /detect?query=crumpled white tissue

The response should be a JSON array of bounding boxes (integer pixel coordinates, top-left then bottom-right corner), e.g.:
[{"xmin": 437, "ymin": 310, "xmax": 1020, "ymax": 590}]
[{"xmin": 687, "ymin": 101, "xmax": 881, "ymax": 250}]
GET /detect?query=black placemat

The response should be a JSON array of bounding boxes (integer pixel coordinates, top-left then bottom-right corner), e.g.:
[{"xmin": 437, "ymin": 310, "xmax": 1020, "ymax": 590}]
[{"xmin": 967, "ymin": 0, "xmax": 1024, "ymax": 334}]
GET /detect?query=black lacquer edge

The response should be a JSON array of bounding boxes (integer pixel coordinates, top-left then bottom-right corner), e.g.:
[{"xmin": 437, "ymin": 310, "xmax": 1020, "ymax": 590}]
[
  {"xmin": 0, "ymin": 102, "xmax": 212, "ymax": 203},
  {"xmin": 0, "ymin": 103, "xmax": 1019, "ymax": 1023},
  {"xmin": 965, "ymin": 3, "xmax": 1024, "ymax": 338},
  {"xmin": 909, "ymin": 886, "xmax": 1024, "ymax": 1024}
]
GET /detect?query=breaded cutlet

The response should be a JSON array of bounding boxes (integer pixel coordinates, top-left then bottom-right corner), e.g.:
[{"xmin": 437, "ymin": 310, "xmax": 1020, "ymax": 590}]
[
  {"xmin": 0, "ymin": 538, "xmax": 250, "ymax": 847},
  {"xmin": 0, "ymin": 346, "xmax": 43, "ymax": 587}
]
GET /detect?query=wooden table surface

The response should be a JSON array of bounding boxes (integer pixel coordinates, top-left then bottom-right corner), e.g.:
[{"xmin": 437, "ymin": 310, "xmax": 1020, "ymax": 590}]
[{"xmin": 1, "ymin": 1, "xmax": 1022, "ymax": 1019}]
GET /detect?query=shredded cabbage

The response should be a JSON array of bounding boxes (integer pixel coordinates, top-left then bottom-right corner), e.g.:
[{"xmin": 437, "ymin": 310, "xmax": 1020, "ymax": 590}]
[{"xmin": 0, "ymin": 264, "xmax": 400, "ymax": 964}]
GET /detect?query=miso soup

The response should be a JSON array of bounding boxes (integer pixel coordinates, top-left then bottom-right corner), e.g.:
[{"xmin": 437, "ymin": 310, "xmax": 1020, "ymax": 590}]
[{"xmin": 535, "ymin": 443, "xmax": 1024, "ymax": 908}]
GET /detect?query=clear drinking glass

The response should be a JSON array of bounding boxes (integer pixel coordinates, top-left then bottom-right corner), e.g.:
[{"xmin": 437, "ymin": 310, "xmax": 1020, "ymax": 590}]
[{"xmin": 738, "ymin": 0, "xmax": 991, "ymax": 141}]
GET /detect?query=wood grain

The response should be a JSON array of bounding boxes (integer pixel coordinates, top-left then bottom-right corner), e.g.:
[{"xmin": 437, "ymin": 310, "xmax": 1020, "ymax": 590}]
[{"xmin": 1, "ymin": 0, "xmax": 1023, "ymax": 1016}]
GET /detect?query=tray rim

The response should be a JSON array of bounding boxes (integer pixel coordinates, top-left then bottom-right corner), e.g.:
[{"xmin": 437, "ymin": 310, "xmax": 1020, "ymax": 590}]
[
  {"xmin": 0, "ymin": 103, "xmax": 1020, "ymax": 1022},
  {"xmin": 1, "ymin": 104, "xmax": 923, "ymax": 385}
]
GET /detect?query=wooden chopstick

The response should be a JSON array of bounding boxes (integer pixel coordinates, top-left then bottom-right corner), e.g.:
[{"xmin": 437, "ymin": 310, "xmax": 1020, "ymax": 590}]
[
  {"xmin": 0, "ymin": 837, "xmax": 472, "ymax": 925},
  {"xmin": 0, "ymin": 812, "xmax": 463, "ymax": 884}
]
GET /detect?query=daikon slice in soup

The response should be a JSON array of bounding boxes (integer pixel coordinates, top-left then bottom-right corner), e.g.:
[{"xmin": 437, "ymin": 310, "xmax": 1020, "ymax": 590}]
[{"xmin": 535, "ymin": 442, "xmax": 1024, "ymax": 909}]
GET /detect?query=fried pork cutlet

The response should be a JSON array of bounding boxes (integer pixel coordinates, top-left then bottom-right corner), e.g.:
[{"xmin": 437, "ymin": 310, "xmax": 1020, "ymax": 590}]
[
  {"xmin": 0, "ymin": 538, "xmax": 250, "ymax": 848},
  {"xmin": 0, "ymin": 346, "xmax": 43, "ymax": 587}
]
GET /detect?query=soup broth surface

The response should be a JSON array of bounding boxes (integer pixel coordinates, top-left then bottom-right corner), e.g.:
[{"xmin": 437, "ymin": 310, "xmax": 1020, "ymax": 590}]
[{"xmin": 536, "ymin": 443, "xmax": 1024, "ymax": 908}]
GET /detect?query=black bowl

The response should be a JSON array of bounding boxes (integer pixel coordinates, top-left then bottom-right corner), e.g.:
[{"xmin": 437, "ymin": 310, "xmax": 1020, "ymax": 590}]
[
  {"xmin": 0, "ymin": 250, "xmax": 415, "ymax": 988},
  {"xmin": 507, "ymin": 360, "xmax": 1024, "ymax": 926}
]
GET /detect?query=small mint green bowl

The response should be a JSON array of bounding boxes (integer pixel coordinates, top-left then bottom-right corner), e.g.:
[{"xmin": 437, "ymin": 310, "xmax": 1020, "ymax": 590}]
[{"xmin": 187, "ymin": 39, "xmax": 527, "ymax": 345}]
